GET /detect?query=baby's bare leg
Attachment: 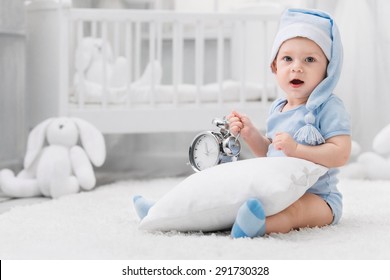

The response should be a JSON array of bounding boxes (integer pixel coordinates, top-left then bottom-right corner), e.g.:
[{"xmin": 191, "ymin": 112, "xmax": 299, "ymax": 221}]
[{"xmin": 265, "ymin": 193, "xmax": 333, "ymax": 234}]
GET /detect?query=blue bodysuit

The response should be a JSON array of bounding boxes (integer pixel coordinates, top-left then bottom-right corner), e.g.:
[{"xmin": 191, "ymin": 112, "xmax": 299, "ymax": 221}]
[{"xmin": 266, "ymin": 94, "xmax": 351, "ymax": 224}]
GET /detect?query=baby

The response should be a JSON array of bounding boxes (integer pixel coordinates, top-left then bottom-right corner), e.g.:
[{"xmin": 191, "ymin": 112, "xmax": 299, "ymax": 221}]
[
  {"xmin": 227, "ymin": 8, "xmax": 351, "ymax": 238},
  {"xmin": 134, "ymin": 8, "xmax": 351, "ymax": 238}
]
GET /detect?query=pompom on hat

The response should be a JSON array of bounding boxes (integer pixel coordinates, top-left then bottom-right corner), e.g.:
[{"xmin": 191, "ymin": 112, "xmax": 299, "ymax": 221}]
[{"xmin": 270, "ymin": 9, "xmax": 343, "ymax": 145}]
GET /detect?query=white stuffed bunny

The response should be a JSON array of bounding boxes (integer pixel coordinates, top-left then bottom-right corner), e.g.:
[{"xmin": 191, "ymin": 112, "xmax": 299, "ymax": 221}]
[
  {"xmin": 72, "ymin": 37, "xmax": 165, "ymax": 104},
  {"xmin": 0, "ymin": 117, "xmax": 106, "ymax": 198},
  {"xmin": 73, "ymin": 37, "xmax": 129, "ymax": 103},
  {"xmin": 341, "ymin": 124, "xmax": 390, "ymax": 180}
]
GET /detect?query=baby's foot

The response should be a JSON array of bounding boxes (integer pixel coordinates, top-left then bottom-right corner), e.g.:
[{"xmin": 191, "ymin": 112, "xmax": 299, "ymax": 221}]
[
  {"xmin": 132, "ymin": 195, "xmax": 154, "ymax": 220},
  {"xmin": 231, "ymin": 198, "xmax": 266, "ymax": 238}
]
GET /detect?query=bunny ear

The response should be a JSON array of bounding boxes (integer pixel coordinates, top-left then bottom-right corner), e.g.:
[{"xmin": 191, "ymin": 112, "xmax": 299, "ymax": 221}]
[
  {"xmin": 75, "ymin": 38, "xmax": 93, "ymax": 72},
  {"xmin": 24, "ymin": 118, "xmax": 53, "ymax": 169},
  {"xmin": 72, "ymin": 118, "xmax": 106, "ymax": 167},
  {"xmin": 75, "ymin": 51, "xmax": 92, "ymax": 72}
]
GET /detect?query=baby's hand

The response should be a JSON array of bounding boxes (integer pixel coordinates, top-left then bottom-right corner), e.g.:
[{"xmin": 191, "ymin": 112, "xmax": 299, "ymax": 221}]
[
  {"xmin": 226, "ymin": 111, "xmax": 242, "ymax": 136},
  {"xmin": 273, "ymin": 132, "xmax": 298, "ymax": 156},
  {"xmin": 227, "ymin": 111, "xmax": 255, "ymax": 140}
]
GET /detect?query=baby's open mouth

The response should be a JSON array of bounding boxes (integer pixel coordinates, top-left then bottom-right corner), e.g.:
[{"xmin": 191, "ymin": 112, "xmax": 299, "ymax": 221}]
[{"xmin": 290, "ymin": 79, "xmax": 304, "ymax": 85}]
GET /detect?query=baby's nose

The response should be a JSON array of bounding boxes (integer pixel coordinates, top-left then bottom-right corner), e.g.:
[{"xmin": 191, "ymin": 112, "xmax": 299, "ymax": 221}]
[{"xmin": 291, "ymin": 62, "xmax": 303, "ymax": 72}]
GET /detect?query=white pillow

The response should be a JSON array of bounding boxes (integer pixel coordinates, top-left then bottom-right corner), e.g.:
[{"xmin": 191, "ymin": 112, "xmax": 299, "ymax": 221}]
[{"xmin": 139, "ymin": 157, "xmax": 328, "ymax": 232}]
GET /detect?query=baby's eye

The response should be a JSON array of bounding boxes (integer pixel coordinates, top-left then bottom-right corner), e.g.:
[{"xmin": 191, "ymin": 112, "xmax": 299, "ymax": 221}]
[
  {"xmin": 305, "ymin": 57, "xmax": 315, "ymax": 62},
  {"xmin": 282, "ymin": 56, "xmax": 292, "ymax": 62}
]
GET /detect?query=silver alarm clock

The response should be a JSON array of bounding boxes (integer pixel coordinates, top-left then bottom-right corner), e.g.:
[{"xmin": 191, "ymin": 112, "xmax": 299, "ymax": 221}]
[{"xmin": 189, "ymin": 117, "xmax": 241, "ymax": 172}]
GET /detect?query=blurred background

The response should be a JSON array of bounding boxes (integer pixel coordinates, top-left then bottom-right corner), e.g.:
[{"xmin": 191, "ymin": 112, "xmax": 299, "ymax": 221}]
[{"xmin": 1, "ymin": 0, "xmax": 389, "ymax": 182}]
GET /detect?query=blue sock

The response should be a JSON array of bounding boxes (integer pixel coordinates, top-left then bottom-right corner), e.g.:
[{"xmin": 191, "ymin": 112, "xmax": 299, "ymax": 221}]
[
  {"xmin": 231, "ymin": 198, "xmax": 266, "ymax": 238},
  {"xmin": 133, "ymin": 195, "xmax": 154, "ymax": 220}
]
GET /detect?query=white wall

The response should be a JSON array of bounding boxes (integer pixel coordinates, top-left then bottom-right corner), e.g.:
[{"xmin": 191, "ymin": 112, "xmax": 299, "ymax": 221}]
[{"xmin": 0, "ymin": 0, "xmax": 26, "ymax": 170}]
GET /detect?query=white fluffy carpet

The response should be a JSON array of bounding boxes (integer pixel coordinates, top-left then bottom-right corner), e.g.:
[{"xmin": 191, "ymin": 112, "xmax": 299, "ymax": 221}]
[{"xmin": 0, "ymin": 177, "xmax": 389, "ymax": 260}]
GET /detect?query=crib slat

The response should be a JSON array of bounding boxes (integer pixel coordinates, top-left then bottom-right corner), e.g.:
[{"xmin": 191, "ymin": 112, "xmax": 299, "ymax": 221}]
[
  {"xmin": 172, "ymin": 22, "xmax": 178, "ymax": 106},
  {"xmin": 125, "ymin": 21, "xmax": 133, "ymax": 108},
  {"xmin": 113, "ymin": 21, "xmax": 120, "ymax": 58},
  {"xmin": 101, "ymin": 20, "xmax": 108, "ymax": 109},
  {"xmin": 195, "ymin": 20, "xmax": 204, "ymax": 106},
  {"xmin": 156, "ymin": 21, "xmax": 162, "ymax": 65},
  {"xmin": 239, "ymin": 20, "xmax": 247, "ymax": 104},
  {"xmin": 262, "ymin": 20, "xmax": 269, "ymax": 106},
  {"xmin": 172, "ymin": 21, "xmax": 183, "ymax": 106},
  {"xmin": 217, "ymin": 20, "xmax": 224, "ymax": 105},
  {"xmin": 135, "ymin": 21, "xmax": 141, "ymax": 81},
  {"xmin": 91, "ymin": 21, "xmax": 97, "ymax": 37},
  {"xmin": 76, "ymin": 19, "xmax": 85, "ymax": 109},
  {"xmin": 149, "ymin": 21, "xmax": 156, "ymax": 106}
]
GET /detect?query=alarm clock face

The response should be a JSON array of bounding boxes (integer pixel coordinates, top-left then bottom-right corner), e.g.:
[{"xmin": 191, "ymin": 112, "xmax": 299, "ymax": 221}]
[{"xmin": 189, "ymin": 132, "xmax": 220, "ymax": 172}]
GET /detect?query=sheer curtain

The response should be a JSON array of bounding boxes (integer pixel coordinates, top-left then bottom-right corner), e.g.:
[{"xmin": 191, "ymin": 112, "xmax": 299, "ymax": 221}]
[{"xmin": 334, "ymin": 0, "xmax": 389, "ymax": 151}]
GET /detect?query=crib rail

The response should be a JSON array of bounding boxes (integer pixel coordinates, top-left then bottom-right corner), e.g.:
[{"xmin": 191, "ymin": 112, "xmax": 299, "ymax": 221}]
[{"xmin": 25, "ymin": 1, "xmax": 280, "ymax": 133}]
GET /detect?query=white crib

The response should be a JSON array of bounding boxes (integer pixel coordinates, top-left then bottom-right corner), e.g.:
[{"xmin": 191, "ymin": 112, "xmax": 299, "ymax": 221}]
[{"xmin": 25, "ymin": 1, "xmax": 280, "ymax": 134}]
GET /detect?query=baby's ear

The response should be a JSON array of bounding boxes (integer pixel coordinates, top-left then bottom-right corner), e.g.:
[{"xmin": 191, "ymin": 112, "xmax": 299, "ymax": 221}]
[{"xmin": 271, "ymin": 60, "xmax": 277, "ymax": 73}]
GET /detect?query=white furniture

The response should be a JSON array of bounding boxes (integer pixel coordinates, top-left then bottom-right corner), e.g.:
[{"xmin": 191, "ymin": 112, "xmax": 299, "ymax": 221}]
[{"xmin": 25, "ymin": 0, "xmax": 279, "ymax": 133}]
